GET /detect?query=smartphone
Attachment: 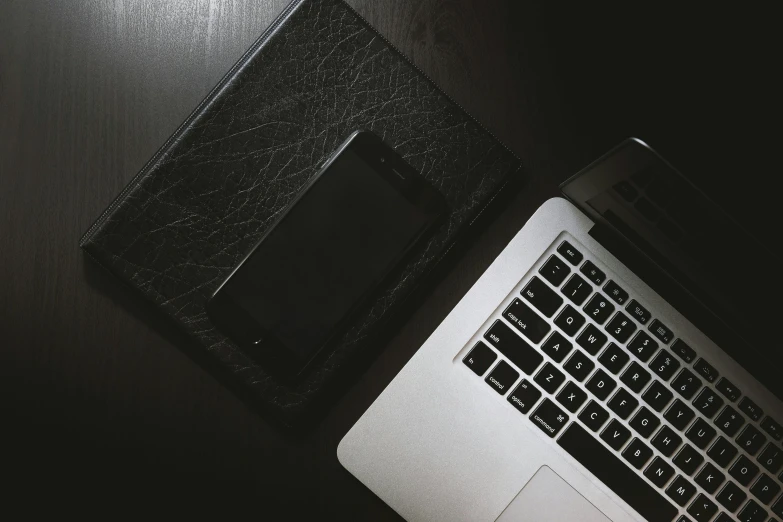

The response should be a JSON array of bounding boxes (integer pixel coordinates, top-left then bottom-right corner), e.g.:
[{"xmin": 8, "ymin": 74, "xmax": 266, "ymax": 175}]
[{"xmin": 206, "ymin": 130, "xmax": 448, "ymax": 378}]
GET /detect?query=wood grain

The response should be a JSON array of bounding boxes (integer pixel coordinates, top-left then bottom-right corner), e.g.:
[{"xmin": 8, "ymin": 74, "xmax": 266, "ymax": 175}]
[{"xmin": 0, "ymin": 0, "xmax": 778, "ymax": 516}]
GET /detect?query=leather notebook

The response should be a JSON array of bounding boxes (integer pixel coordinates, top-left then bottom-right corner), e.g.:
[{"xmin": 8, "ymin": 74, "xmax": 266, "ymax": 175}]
[{"xmin": 80, "ymin": 0, "xmax": 523, "ymax": 427}]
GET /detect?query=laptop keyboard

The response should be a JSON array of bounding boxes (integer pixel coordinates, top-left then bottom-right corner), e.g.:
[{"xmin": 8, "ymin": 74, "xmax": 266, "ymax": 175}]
[{"xmin": 461, "ymin": 237, "xmax": 783, "ymax": 522}]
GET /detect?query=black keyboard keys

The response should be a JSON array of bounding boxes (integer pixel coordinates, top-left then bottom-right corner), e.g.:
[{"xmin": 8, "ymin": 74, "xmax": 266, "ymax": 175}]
[
  {"xmin": 608, "ymin": 388, "xmax": 638, "ymax": 419},
  {"xmin": 739, "ymin": 397, "xmax": 763, "ymax": 422},
  {"xmin": 606, "ymin": 312, "xmax": 637, "ymax": 343},
  {"xmin": 598, "ymin": 342, "xmax": 630, "ymax": 375},
  {"xmin": 529, "ymin": 398, "xmax": 568, "ymax": 438},
  {"xmin": 708, "ymin": 436, "xmax": 739, "ymax": 468},
  {"xmin": 692, "ymin": 387, "xmax": 725, "ymax": 418},
  {"xmin": 716, "ymin": 406, "xmax": 745, "ymax": 437},
  {"xmin": 750, "ymin": 473, "xmax": 780, "ymax": 504},
  {"xmin": 674, "ymin": 444, "xmax": 705, "ymax": 475},
  {"xmin": 563, "ymin": 350, "xmax": 594, "ymax": 382},
  {"xmin": 503, "ymin": 298, "xmax": 551, "ymax": 344},
  {"xmin": 554, "ymin": 305, "xmax": 586, "ymax": 337},
  {"xmin": 485, "ymin": 360, "xmax": 519, "ymax": 395},
  {"xmin": 507, "ymin": 379, "xmax": 542, "ymax": 414},
  {"xmin": 716, "ymin": 377, "xmax": 741, "ymax": 402},
  {"xmin": 463, "ymin": 341, "xmax": 497, "ymax": 375},
  {"xmin": 694, "ymin": 357, "xmax": 719, "ymax": 383},
  {"xmin": 579, "ymin": 400, "xmax": 610, "ymax": 432},
  {"xmin": 630, "ymin": 406, "xmax": 660, "ymax": 438},
  {"xmin": 626, "ymin": 299, "xmax": 651, "ymax": 325},
  {"xmin": 585, "ymin": 369, "xmax": 616, "ymax": 400},
  {"xmin": 774, "ymin": 496, "xmax": 783, "ymax": 518},
  {"xmin": 759, "ymin": 444, "xmax": 783, "ymax": 474},
  {"xmin": 738, "ymin": 499, "xmax": 767, "ymax": 521},
  {"xmin": 561, "ymin": 274, "xmax": 592, "ymax": 305},
  {"xmin": 603, "ymin": 280, "xmax": 629, "ymax": 305},
  {"xmin": 484, "ymin": 320, "xmax": 544, "ymax": 374},
  {"xmin": 620, "ymin": 361, "xmax": 651, "ymax": 393},
  {"xmin": 672, "ymin": 368, "xmax": 702, "ymax": 400},
  {"xmin": 729, "ymin": 455, "xmax": 760, "ymax": 486},
  {"xmin": 686, "ymin": 418, "xmax": 717, "ymax": 449},
  {"xmin": 539, "ymin": 254, "xmax": 570, "ymax": 286},
  {"xmin": 687, "ymin": 494, "xmax": 718, "ymax": 522},
  {"xmin": 623, "ymin": 438, "xmax": 653, "ymax": 469},
  {"xmin": 557, "ymin": 423, "xmax": 679, "ymax": 521},
  {"xmin": 557, "ymin": 240, "xmax": 583, "ymax": 265},
  {"xmin": 649, "ymin": 319, "xmax": 674, "ymax": 344},
  {"xmin": 650, "ymin": 349, "xmax": 681, "ymax": 381},
  {"xmin": 521, "ymin": 276, "xmax": 563, "ymax": 317},
  {"xmin": 652, "ymin": 425, "xmax": 683, "ymax": 457},
  {"xmin": 627, "ymin": 331, "xmax": 659, "ymax": 362},
  {"xmin": 646, "ymin": 457, "xmax": 675, "ymax": 487},
  {"xmin": 666, "ymin": 475, "xmax": 697, "ymax": 507},
  {"xmin": 540, "ymin": 331, "xmax": 573, "ymax": 363},
  {"xmin": 601, "ymin": 420, "xmax": 632, "ymax": 450},
  {"xmin": 671, "ymin": 339, "xmax": 696, "ymax": 363},
  {"xmin": 643, "ymin": 380, "xmax": 674, "ymax": 412},
  {"xmin": 737, "ymin": 425, "xmax": 767, "ymax": 455},
  {"xmin": 761, "ymin": 416, "xmax": 783, "ymax": 441},
  {"xmin": 583, "ymin": 293, "xmax": 614, "ymax": 324},
  {"xmin": 556, "ymin": 381, "xmax": 588, "ymax": 413},
  {"xmin": 695, "ymin": 462, "xmax": 726, "ymax": 494},
  {"xmin": 534, "ymin": 362, "xmax": 565, "ymax": 394},
  {"xmin": 717, "ymin": 481, "xmax": 747, "ymax": 512},
  {"xmin": 576, "ymin": 324, "xmax": 607, "ymax": 355},
  {"xmin": 665, "ymin": 399, "xmax": 696, "ymax": 431},
  {"xmin": 580, "ymin": 260, "xmax": 606, "ymax": 285}
]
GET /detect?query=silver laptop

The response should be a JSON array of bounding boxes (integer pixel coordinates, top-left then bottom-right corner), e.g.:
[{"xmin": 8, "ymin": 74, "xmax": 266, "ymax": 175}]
[{"xmin": 338, "ymin": 139, "xmax": 783, "ymax": 522}]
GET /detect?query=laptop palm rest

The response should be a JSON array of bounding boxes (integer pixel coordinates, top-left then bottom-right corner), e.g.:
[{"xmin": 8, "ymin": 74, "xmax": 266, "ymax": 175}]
[{"xmin": 495, "ymin": 466, "xmax": 612, "ymax": 522}]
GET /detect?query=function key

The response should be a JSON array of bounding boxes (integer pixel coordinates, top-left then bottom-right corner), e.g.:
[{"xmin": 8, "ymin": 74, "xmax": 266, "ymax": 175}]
[
  {"xmin": 554, "ymin": 305, "xmax": 586, "ymax": 337},
  {"xmin": 583, "ymin": 293, "xmax": 615, "ymax": 324},
  {"xmin": 716, "ymin": 378, "xmax": 741, "ymax": 402},
  {"xmin": 671, "ymin": 339, "xmax": 696, "ymax": 363},
  {"xmin": 603, "ymin": 280, "xmax": 629, "ymax": 305},
  {"xmin": 649, "ymin": 319, "xmax": 674, "ymax": 344},
  {"xmin": 672, "ymin": 368, "xmax": 703, "ymax": 400},
  {"xmin": 539, "ymin": 254, "xmax": 570, "ymax": 286},
  {"xmin": 503, "ymin": 298, "xmax": 551, "ymax": 344},
  {"xmin": 716, "ymin": 406, "xmax": 745, "ymax": 437},
  {"xmin": 557, "ymin": 240, "xmax": 583, "ymax": 266},
  {"xmin": 485, "ymin": 360, "xmax": 520, "ymax": 395},
  {"xmin": 529, "ymin": 398, "xmax": 569, "ymax": 438},
  {"xmin": 739, "ymin": 397, "xmax": 763, "ymax": 422},
  {"xmin": 693, "ymin": 358, "xmax": 719, "ymax": 383},
  {"xmin": 485, "ymin": 319, "xmax": 544, "ymax": 374},
  {"xmin": 580, "ymin": 260, "xmax": 606, "ymax": 286},
  {"xmin": 521, "ymin": 276, "xmax": 564, "ymax": 317},
  {"xmin": 761, "ymin": 417, "xmax": 783, "ymax": 441},
  {"xmin": 606, "ymin": 312, "xmax": 637, "ymax": 343},
  {"xmin": 561, "ymin": 274, "xmax": 592, "ymax": 305},
  {"xmin": 507, "ymin": 379, "xmax": 542, "ymax": 414},
  {"xmin": 462, "ymin": 341, "xmax": 497, "ymax": 375},
  {"xmin": 626, "ymin": 299, "xmax": 651, "ymax": 324},
  {"xmin": 758, "ymin": 444, "xmax": 783, "ymax": 474}
]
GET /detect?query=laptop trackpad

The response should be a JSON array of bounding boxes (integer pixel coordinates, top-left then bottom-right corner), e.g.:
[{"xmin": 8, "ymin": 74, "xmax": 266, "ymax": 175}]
[{"xmin": 495, "ymin": 466, "xmax": 612, "ymax": 522}]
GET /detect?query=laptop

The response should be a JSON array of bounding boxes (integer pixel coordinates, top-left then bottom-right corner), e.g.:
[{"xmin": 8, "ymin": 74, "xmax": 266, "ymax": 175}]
[{"xmin": 338, "ymin": 138, "xmax": 783, "ymax": 522}]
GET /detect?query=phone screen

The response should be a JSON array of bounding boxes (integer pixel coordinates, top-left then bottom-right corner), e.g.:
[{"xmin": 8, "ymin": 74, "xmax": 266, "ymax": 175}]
[{"xmin": 214, "ymin": 144, "xmax": 440, "ymax": 368}]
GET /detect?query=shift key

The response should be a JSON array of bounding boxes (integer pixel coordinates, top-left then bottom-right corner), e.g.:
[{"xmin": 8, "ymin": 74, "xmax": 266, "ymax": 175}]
[
  {"xmin": 502, "ymin": 298, "xmax": 551, "ymax": 344},
  {"xmin": 485, "ymin": 320, "xmax": 544, "ymax": 375}
]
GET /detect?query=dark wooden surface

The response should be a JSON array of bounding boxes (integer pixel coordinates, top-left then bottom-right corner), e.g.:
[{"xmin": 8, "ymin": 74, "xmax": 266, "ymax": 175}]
[{"xmin": 1, "ymin": 0, "xmax": 778, "ymax": 517}]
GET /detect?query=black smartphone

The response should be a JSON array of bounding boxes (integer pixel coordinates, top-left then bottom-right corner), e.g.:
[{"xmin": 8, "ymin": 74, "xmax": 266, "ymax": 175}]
[{"xmin": 206, "ymin": 130, "xmax": 448, "ymax": 378}]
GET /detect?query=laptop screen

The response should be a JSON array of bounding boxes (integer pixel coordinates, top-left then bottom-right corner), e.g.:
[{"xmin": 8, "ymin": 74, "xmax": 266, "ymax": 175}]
[{"xmin": 562, "ymin": 139, "xmax": 780, "ymax": 393}]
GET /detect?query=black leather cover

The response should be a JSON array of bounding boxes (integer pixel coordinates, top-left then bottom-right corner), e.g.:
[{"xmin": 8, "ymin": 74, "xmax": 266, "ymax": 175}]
[{"xmin": 80, "ymin": 0, "xmax": 522, "ymax": 426}]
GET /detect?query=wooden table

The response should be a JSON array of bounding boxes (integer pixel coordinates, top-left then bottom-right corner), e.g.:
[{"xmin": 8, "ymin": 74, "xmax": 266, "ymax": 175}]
[{"xmin": 1, "ymin": 1, "xmax": 778, "ymax": 517}]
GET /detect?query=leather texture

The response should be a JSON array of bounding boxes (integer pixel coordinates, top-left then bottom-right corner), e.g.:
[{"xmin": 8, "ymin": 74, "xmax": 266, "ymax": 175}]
[{"xmin": 80, "ymin": 0, "xmax": 522, "ymax": 426}]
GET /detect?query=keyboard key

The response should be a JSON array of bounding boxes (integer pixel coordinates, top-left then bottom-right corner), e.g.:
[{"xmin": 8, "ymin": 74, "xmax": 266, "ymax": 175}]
[
  {"xmin": 623, "ymin": 438, "xmax": 653, "ymax": 469},
  {"xmin": 708, "ymin": 436, "xmax": 739, "ymax": 468},
  {"xmin": 717, "ymin": 481, "xmax": 747, "ymax": 512},
  {"xmin": 750, "ymin": 473, "xmax": 780, "ymax": 504},
  {"xmin": 730, "ymin": 455, "xmax": 760, "ymax": 486},
  {"xmin": 630, "ymin": 406, "xmax": 660, "ymax": 438},
  {"xmin": 649, "ymin": 349, "xmax": 681, "ymax": 381},
  {"xmin": 620, "ymin": 361, "xmax": 651, "ymax": 393},
  {"xmin": 737, "ymin": 425, "xmax": 767, "ymax": 455},
  {"xmin": 716, "ymin": 378, "xmax": 741, "ymax": 402},
  {"xmin": 739, "ymin": 397, "xmax": 763, "ymax": 422},
  {"xmin": 579, "ymin": 400, "xmax": 610, "ymax": 432},
  {"xmin": 695, "ymin": 462, "xmax": 726, "ymax": 494},
  {"xmin": 672, "ymin": 369, "xmax": 702, "ymax": 400},
  {"xmin": 606, "ymin": 312, "xmax": 637, "ymax": 343},
  {"xmin": 671, "ymin": 339, "xmax": 696, "ymax": 363},
  {"xmin": 716, "ymin": 406, "xmax": 745, "ymax": 437},
  {"xmin": 608, "ymin": 388, "xmax": 638, "ymax": 419},
  {"xmin": 503, "ymin": 298, "xmax": 551, "ymax": 344},
  {"xmin": 580, "ymin": 260, "xmax": 605, "ymax": 285},
  {"xmin": 653, "ymin": 425, "xmax": 683, "ymax": 457},
  {"xmin": 601, "ymin": 419, "xmax": 632, "ymax": 450},
  {"xmin": 485, "ymin": 320, "xmax": 544, "ymax": 375},
  {"xmin": 665, "ymin": 399, "xmax": 696, "ymax": 431},
  {"xmin": 534, "ymin": 362, "xmax": 566, "ymax": 394},
  {"xmin": 576, "ymin": 324, "xmax": 607, "ymax": 355},
  {"xmin": 582, "ymin": 293, "xmax": 614, "ymax": 325},
  {"xmin": 761, "ymin": 416, "xmax": 783, "ymax": 441},
  {"xmin": 561, "ymin": 274, "xmax": 592, "ymax": 305},
  {"xmin": 585, "ymin": 369, "xmax": 616, "ymax": 401},
  {"xmin": 643, "ymin": 380, "xmax": 674, "ymax": 412},
  {"xmin": 557, "ymin": 423, "xmax": 679, "ymax": 521},
  {"xmin": 563, "ymin": 350, "xmax": 594, "ymax": 381},
  {"xmin": 556, "ymin": 381, "xmax": 587, "ymax": 413},
  {"xmin": 649, "ymin": 319, "xmax": 674, "ymax": 344},
  {"xmin": 693, "ymin": 358, "xmax": 719, "ymax": 383},
  {"xmin": 521, "ymin": 276, "xmax": 563, "ymax": 317},
  {"xmin": 738, "ymin": 499, "xmax": 767, "ymax": 521},
  {"xmin": 666, "ymin": 475, "xmax": 697, "ymax": 507},
  {"xmin": 463, "ymin": 341, "xmax": 497, "ymax": 375},
  {"xmin": 714, "ymin": 512, "xmax": 732, "ymax": 522},
  {"xmin": 674, "ymin": 444, "xmax": 705, "ymax": 475},
  {"xmin": 485, "ymin": 361, "xmax": 519, "ymax": 394},
  {"xmin": 507, "ymin": 379, "xmax": 542, "ymax": 414},
  {"xmin": 692, "ymin": 387, "xmax": 725, "ymax": 419},
  {"xmin": 687, "ymin": 493, "xmax": 718, "ymax": 521},
  {"xmin": 554, "ymin": 304, "xmax": 586, "ymax": 337},
  {"xmin": 603, "ymin": 280, "xmax": 629, "ymax": 305},
  {"xmin": 598, "ymin": 342, "xmax": 630, "ymax": 375},
  {"xmin": 646, "ymin": 456, "xmax": 676, "ymax": 487},
  {"xmin": 687, "ymin": 418, "xmax": 717, "ymax": 449},
  {"xmin": 773, "ymin": 495, "xmax": 783, "ymax": 518},
  {"xmin": 758, "ymin": 444, "xmax": 783, "ymax": 474},
  {"xmin": 539, "ymin": 254, "xmax": 570, "ymax": 286},
  {"xmin": 627, "ymin": 331, "xmax": 659, "ymax": 362},
  {"xmin": 540, "ymin": 331, "xmax": 573, "ymax": 363},
  {"xmin": 557, "ymin": 240, "xmax": 583, "ymax": 265},
  {"xmin": 626, "ymin": 299, "xmax": 651, "ymax": 325},
  {"xmin": 529, "ymin": 398, "xmax": 569, "ymax": 438}
]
